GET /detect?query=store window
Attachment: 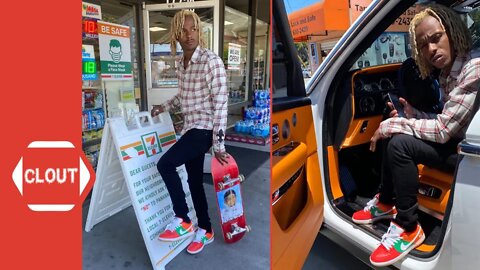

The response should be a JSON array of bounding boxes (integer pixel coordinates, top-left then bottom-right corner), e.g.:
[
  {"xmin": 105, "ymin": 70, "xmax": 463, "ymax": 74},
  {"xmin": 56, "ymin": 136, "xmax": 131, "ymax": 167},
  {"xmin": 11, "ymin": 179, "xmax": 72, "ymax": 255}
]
[
  {"xmin": 253, "ymin": 18, "xmax": 269, "ymax": 91},
  {"xmin": 146, "ymin": 7, "xmax": 215, "ymax": 133},
  {"xmin": 140, "ymin": 0, "xmax": 271, "ymax": 148},
  {"xmin": 82, "ymin": 0, "xmax": 140, "ymax": 169},
  {"xmin": 223, "ymin": 7, "xmax": 250, "ymax": 107},
  {"xmin": 222, "ymin": 0, "xmax": 271, "ymax": 148},
  {"xmin": 223, "ymin": 1, "xmax": 270, "ymax": 129},
  {"xmin": 149, "ymin": 9, "xmax": 214, "ymax": 90},
  {"xmin": 82, "ymin": 0, "xmax": 141, "ymax": 112}
]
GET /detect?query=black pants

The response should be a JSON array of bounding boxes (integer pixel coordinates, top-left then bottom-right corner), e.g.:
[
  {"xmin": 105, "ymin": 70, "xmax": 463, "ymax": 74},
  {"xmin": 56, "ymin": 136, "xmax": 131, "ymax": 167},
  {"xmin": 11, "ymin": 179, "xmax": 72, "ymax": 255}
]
[
  {"xmin": 157, "ymin": 129, "xmax": 213, "ymax": 232},
  {"xmin": 378, "ymin": 134, "xmax": 458, "ymax": 231}
]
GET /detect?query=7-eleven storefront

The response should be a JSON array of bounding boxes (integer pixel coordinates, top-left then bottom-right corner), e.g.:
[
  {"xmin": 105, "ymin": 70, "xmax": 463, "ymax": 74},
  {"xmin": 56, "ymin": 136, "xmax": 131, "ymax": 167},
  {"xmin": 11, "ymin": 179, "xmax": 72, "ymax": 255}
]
[{"xmin": 82, "ymin": 0, "xmax": 270, "ymax": 170}]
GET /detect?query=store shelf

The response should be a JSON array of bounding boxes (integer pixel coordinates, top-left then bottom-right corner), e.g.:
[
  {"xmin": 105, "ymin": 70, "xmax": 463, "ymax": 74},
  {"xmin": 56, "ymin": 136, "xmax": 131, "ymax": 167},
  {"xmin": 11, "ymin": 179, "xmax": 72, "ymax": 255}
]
[
  {"xmin": 82, "ymin": 86, "xmax": 102, "ymax": 90},
  {"xmin": 83, "ymin": 127, "xmax": 104, "ymax": 132},
  {"xmin": 83, "ymin": 107, "xmax": 103, "ymax": 112},
  {"xmin": 82, "ymin": 86, "xmax": 105, "ymax": 171},
  {"xmin": 83, "ymin": 138, "xmax": 102, "ymax": 148}
]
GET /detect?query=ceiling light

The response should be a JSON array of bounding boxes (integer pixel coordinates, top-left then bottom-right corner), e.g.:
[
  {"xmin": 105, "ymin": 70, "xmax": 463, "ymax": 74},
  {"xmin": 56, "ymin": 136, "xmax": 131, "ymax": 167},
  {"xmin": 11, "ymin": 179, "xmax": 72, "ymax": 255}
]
[
  {"xmin": 150, "ymin": 27, "xmax": 167, "ymax": 32},
  {"xmin": 224, "ymin": 21, "xmax": 233, "ymax": 25}
]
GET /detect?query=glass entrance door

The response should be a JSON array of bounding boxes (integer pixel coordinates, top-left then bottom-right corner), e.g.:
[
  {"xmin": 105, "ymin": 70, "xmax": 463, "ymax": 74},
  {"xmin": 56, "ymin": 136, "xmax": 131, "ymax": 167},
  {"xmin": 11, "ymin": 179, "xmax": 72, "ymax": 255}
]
[{"xmin": 143, "ymin": 1, "xmax": 220, "ymax": 110}]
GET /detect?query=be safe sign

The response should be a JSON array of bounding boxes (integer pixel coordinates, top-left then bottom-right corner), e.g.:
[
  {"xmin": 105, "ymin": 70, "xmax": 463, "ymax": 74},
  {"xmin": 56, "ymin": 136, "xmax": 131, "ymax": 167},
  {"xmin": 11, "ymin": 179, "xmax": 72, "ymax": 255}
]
[{"xmin": 98, "ymin": 21, "xmax": 133, "ymax": 80}]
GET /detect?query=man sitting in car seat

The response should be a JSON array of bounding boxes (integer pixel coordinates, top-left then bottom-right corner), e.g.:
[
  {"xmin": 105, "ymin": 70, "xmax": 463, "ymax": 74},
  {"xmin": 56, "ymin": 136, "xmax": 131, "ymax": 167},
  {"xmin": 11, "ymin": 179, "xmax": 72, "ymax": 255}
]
[
  {"xmin": 397, "ymin": 57, "xmax": 443, "ymax": 115},
  {"xmin": 352, "ymin": 4, "xmax": 480, "ymax": 267}
]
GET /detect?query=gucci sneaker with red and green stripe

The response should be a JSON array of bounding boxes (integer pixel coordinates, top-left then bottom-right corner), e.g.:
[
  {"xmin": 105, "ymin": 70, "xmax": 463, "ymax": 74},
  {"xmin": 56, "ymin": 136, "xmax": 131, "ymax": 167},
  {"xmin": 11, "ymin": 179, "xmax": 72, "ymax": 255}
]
[
  {"xmin": 370, "ymin": 221, "xmax": 425, "ymax": 267},
  {"xmin": 352, "ymin": 194, "xmax": 397, "ymax": 224},
  {"xmin": 158, "ymin": 217, "xmax": 194, "ymax": 242},
  {"xmin": 187, "ymin": 228, "xmax": 214, "ymax": 254}
]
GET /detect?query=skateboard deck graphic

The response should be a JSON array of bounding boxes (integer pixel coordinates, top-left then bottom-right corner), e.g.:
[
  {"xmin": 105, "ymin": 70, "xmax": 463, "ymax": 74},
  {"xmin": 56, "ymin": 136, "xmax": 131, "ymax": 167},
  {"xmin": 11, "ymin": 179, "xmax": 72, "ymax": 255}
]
[{"xmin": 211, "ymin": 155, "xmax": 250, "ymax": 243}]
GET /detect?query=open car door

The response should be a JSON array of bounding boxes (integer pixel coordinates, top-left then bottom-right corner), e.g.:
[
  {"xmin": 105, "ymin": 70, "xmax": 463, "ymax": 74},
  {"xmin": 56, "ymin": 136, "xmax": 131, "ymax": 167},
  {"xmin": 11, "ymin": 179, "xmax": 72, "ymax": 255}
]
[
  {"xmin": 303, "ymin": 0, "xmax": 480, "ymax": 269},
  {"xmin": 271, "ymin": 0, "xmax": 324, "ymax": 269}
]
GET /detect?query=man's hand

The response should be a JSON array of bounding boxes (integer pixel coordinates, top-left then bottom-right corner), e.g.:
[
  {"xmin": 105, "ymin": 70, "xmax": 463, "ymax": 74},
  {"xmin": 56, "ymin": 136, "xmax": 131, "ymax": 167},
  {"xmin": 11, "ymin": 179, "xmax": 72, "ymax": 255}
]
[
  {"xmin": 387, "ymin": 101, "xmax": 398, "ymax": 118},
  {"xmin": 399, "ymin": 97, "xmax": 414, "ymax": 118},
  {"xmin": 370, "ymin": 128, "xmax": 384, "ymax": 152},
  {"xmin": 387, "ymin": 98, "xmax": 414, "ymax": 118},
  {"xmin": 151, "ymin": 105, "xmax": 164, "ymax": 117},
  {"xmin": 214, "ymin": 151, "xmax": 230, "ymax": 165}
]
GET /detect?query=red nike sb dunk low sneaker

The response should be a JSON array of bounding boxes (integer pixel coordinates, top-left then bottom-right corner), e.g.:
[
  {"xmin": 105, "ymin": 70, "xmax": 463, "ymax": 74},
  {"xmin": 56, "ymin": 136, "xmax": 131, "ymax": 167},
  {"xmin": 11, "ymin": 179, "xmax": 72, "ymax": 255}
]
[
  {"xmin": 352, "ymin": 194, "xmax": 397, "ymax": 224},
  {"xmin": 158, "ymin": 217, "xmax": 194, "ymax": 242},
  {"xmin": 370, "ymin": 221, "xmax": 425, "ymax": 267},
  {"xmin": 187, "ymin": 228, "xmax": 214, "ymax": 254}
]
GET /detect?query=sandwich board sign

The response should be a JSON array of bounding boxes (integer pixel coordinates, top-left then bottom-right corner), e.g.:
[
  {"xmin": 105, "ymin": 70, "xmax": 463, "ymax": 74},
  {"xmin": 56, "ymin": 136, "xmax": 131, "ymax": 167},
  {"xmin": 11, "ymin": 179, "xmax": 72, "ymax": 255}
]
[{"xmin": 85, "ymin": 112, "xmax": 196, "ymax": 270}]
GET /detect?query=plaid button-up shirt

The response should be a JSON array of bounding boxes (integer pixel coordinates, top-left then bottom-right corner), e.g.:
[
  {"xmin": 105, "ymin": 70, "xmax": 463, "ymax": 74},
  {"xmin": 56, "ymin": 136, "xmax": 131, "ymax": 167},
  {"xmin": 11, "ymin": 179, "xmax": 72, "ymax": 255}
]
[
  {"xmin": 379, "ymin": 49, "xmax": 480, "ymax": 143},
  {"xmin": 161, "ymin": 46, "xmax": 228, "ymax": 152}
]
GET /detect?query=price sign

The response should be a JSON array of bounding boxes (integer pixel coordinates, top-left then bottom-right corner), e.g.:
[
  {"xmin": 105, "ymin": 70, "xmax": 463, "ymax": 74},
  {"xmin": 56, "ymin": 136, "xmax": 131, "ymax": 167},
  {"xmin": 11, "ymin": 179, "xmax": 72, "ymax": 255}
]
[
  {"xmin": 83, "ymin": 18, "xmax": 98, "ymax": 39},
  {"xmin": 82, "ymin": 2, "xmax": 102, "ymax": 19},
  {"xmin": 82, "ymin": 45, "xmax": 98, "ymax": 81},
  {"xmin": 83, "ymin": 61, "xmax": 97, "ymax": 74}
]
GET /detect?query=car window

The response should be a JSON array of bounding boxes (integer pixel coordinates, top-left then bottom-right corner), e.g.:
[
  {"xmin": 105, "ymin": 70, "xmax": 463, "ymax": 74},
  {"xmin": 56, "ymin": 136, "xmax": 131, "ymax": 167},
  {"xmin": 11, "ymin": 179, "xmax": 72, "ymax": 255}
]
[
  {"xmin": 466, "ymin": 6, "xmax": 480, "ymax": 48},
  {"xmin": 351, "ymin": 32, "xmax": 411, "ymax": 69},
  {"xmin": 272, "ymin": 18, "xmax": 288, "ymax": 98},
  {"xmin": 351, "ymin": 1, "xmax": 480, "ymax": 71},
  {"xmin": 350, "ymin": 4, "xmax": 423, "ymax": 70}
]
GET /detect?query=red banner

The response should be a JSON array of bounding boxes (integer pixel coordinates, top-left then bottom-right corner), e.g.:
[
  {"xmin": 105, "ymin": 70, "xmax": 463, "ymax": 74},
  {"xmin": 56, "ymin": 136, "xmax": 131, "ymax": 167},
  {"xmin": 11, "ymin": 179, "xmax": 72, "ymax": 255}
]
[{"xmin": 1, "ymin": 1, "xmax": 95, "ymax": 269}]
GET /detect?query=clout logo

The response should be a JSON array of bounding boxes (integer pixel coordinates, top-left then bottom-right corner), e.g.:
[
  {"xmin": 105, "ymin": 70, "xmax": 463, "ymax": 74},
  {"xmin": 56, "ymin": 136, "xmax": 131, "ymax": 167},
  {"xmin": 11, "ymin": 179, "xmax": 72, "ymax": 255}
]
[
  {"xmin": 12, "ymin": 141, "xmax": 92, "ymax": 212},
  {"xmin": 24, "ymin": 168, "xmax": 78, "ymax": 184}
]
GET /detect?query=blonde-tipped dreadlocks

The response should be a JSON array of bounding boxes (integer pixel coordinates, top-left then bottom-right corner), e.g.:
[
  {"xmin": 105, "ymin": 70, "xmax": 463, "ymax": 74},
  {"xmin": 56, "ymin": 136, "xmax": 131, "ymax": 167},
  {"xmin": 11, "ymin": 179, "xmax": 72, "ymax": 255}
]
[
  {"xmin": 170, "ymin": 10, "xmax": 206, "ymax": 56},
  {"xmin": 409, "ymin": 4, "xmax": 472, "ymax": 79}
]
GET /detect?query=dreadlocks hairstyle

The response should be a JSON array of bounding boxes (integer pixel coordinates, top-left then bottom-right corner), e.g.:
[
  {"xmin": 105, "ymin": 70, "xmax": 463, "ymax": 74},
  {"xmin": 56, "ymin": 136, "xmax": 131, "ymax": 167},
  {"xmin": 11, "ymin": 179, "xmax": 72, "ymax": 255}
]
[
  {"xmin": 170, "ymin": 10, "xmax": 206, "ymax": 56},
  {"xmin": 409, "ymin": 4, "xmax": 472, "ymax": 79}
]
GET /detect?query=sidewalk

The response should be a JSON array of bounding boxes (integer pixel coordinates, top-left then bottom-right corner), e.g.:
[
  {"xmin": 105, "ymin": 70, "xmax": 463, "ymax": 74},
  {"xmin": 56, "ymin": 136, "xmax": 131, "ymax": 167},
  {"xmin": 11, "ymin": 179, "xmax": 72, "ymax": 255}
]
[{"xmin": 82, "ymin": 145, "xmax": 270, "ymax": 270}]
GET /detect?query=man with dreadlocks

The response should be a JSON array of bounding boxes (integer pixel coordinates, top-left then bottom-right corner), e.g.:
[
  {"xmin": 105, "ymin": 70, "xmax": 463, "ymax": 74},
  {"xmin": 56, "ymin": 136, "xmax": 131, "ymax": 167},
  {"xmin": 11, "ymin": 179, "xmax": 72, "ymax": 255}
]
[
  {"xmin": 352, "ymin": 4, "xmax": 480, "ymax": 266},
  {"xmin": 151, "ymin": 10, "xmax": 228, "ymax": 254}
]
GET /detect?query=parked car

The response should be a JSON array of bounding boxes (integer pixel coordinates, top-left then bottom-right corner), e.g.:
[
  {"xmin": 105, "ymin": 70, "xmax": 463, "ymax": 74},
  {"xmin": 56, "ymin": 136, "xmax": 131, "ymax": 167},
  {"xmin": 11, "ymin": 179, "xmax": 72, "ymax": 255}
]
[{"xmin": 271, "ymin": 0, "xmax": 480, "ymax": 269}]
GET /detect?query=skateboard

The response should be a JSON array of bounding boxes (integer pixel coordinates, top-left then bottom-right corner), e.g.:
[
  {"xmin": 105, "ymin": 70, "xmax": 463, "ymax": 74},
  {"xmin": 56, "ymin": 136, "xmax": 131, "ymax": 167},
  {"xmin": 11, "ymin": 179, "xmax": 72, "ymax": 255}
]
[{"xmin": 211, "ymin": 155, "xmax": 251, "ymax": 243}]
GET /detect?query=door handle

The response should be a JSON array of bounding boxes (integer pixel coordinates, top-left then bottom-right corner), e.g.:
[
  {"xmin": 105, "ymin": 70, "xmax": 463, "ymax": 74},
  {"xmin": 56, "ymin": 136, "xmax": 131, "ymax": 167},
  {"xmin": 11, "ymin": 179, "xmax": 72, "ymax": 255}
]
[{"xmin": 458, "ymin": 140, "xmax": 480, "ymax": 158}]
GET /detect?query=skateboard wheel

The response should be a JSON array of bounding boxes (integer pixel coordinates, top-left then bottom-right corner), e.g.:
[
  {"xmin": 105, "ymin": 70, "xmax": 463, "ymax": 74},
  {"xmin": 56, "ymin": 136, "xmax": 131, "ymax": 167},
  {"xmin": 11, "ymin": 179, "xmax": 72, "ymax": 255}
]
[
  {"xmin": 226, "ymin": 232, "xmax": 232, "ymax": 240},
  {"xmin": 239, "ymin": 174, "xmax": 245, "ymax": 183},
  {"xmin": 246, "ymin": 225, "xmax": 251, "ymax": 232},
  {"xmin": 217, "ymin": 182, "xmax": 224, "ymax": 190}
]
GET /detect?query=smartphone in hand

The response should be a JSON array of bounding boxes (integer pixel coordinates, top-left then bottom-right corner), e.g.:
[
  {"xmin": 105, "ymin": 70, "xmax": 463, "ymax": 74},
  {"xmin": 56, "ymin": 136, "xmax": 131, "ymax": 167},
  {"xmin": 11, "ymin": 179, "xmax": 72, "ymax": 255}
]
[{"xmin": 387, "ymin": 93, "xmax": 405, "ymax": 118}]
